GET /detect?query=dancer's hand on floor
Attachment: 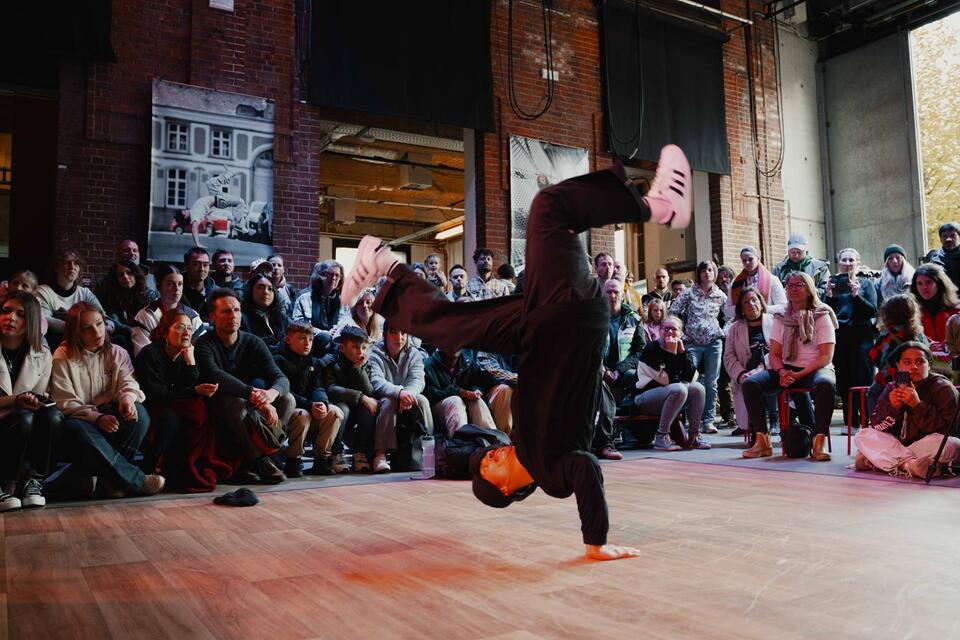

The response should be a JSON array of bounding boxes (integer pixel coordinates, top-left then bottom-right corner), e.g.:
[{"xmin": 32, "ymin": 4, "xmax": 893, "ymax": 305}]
[{"xmin": 584, "ymin": 544, "xmax": 641, "ymax": 561}]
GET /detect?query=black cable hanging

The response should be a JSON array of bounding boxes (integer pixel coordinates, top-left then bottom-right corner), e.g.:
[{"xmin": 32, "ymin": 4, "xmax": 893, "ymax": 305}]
[
  {"xmin": 604, "ymin": 0, "xmax": 645, "ymax": 160},
  {"xmin": 749, "ymin": 11, "xmax": 785, "ymax": 177},
  {"xmin": 506, "ymin": 0, "xmax": 556, "ymax": 121}
]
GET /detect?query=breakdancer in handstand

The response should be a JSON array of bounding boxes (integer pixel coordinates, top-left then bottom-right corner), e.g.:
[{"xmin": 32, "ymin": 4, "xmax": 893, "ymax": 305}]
[{"xmin": 341, "ymin": 145, "xmax": 692, "ymax": 561}]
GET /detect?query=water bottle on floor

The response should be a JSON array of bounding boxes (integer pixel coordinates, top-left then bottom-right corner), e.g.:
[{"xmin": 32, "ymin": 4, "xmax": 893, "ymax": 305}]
[{"xmin": 421, "ymin": 436, "xmax": 435, "ymax": 479}]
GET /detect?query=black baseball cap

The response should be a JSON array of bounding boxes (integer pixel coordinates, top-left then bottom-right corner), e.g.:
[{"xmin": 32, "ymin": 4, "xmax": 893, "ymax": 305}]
[{"xmin": 469, "ymin": 445, "xmax": 536, "ymax": 508}]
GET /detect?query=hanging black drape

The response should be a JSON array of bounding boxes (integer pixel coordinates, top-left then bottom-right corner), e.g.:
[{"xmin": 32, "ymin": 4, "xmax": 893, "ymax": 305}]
[
  {"xmin": 307, "ymin": 0, "xmax": 494, "ymax": 132},
  {"xmin": 601, "ymin": 2, "xmax": 731, "ymax": 174}
]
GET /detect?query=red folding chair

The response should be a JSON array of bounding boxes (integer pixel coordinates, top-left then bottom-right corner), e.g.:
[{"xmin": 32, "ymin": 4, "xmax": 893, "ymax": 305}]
[{"xmin": 846, "ymin": 386, "xmax": 869, "ymax": 455}]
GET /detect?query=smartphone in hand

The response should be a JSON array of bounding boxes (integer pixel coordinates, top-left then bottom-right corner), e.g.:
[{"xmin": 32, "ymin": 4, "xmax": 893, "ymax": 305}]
[{"xmin": 894, "ymin": 371, "xmax": 912, "ymax": 387}]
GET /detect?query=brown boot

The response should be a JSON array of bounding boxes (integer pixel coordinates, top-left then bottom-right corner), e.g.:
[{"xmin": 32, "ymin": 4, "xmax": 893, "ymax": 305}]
[
  {"xmin": 810, "ymin": 434, "xmax": 831, "ymax": 462},
  {"xmin": 742, "ymin": 432, "xmax": 772, "ymax": 458}
]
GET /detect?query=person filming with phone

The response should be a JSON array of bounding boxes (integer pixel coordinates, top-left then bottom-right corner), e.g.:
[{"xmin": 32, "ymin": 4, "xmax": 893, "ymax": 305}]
[{"xmin": 856, "ymin": 341, "xmax": 959, "ymax": 478}]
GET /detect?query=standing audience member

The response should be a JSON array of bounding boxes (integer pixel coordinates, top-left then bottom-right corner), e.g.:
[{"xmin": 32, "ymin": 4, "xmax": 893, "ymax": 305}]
[
  {"xmin": 447, "ymin": 265, "xmax": 468, "ymax": 301},
  {"xmin": 825, "ymin": 248, "xmax": 878, "ymax": 427},
  {"xmin": 668, "ymin": 260, "xmax": 726, "ymax": 434},
  {"xmin": 867, "ymin": 294, "xmax": 928, "ymax": 414},
  {"xmin": 411, "ymin": 263, "xmax": 429, "ymax": 279},
  {"xmin": 857, "ymin": 341, "xmax": 959, "ymax": 478},
  {"xmin": 425, "ymin": 254, "xmax": 447, "ymax": 291},
  {"xmin": 876, "ymin": 244, "xmax": 915, "ymax": 304},
  {"xmin": 929, "ymin": 222, "xmax": 960, "ymax": 289},
  {"xmin": 273, "ymin": 322, "xmax": 344, "ymax": 477},
  {"xmin": 644, "ymin": 298, "xmax": 668, "ymax": 343},
  {"xmin": 293, "ymin": 260, "xmax": 347, "ymax": 351},
  {"xmin": 320, "ymin": 326, "xmax": 378, "ymax": 473},
  {"xmin": 268, "ymin": 254, "xmax": 299, "ymax": 316},
  {"xmin": 741, "ymin": 272, "xmax": 838, "ymax": 461},
  {"xmin": 593, "ymin": 253, "xmax": 614, "ymax": 285},
  {"xmin": 623, "ymin": 272, "xmax": 643, "ymax": 311},
  {"xmin": 497, "ymin": 263, "xmax": 518, "ymax": 295},
  {"xmin": 772, "ymin": 233, "xmax": 831, "ymax": 295},
  {"xmin": 36, "ymin": 248, "xmax": 109, "ymax": 346},
  {"xmin": 112, "ymin": 239, "xmax": 156, "ymax": 291},
  {"xmin": 467, "ymin": 248, "xmax": 510, "ymax": 299},
  {"xmin": 723, "ymin": 287, "xmax": 775, "ymax": 438},
  {"xmin": 670, "ymin": 279, "xmax": 687, "ymax": 299},
  {"xmin": 368, "ymin": 321, "xmax": 434, "ymax": 473},
  {"xmin": 423, "ymin": 348, "xmax": 497, "ymax": 437},
  {"xmin": 97, "ymin": 260, "xmax": 158, "ymax": 353},
  {"xmin": 134, "ymin": 308, "xmax": 231, "ymax": 492},
  {"xmin": 240, "ymin": 273, "xmax": 288, "ymax": 350},
  {"xmin": 131, "ymin": 265, "xmax": 203, "ymax": 356},
  {"xmin": 715, "ymin": 264, "xmax": 736, "ymax": 429},
  {"xmin": 196, "ymin": 289, "xmax": 297, "ymax": 484},
  {"xmin": 633, "ymin": 316, "xmax": 710, "ymax": 451},
  {"xmin": 331, "ymin": 288, "xmax": 382, "ymax": 344},
  {"xmin": 49, "ymin": 303, "xmax": 164, "ymax": 498},
  {"xmin": 910, "ymin": 263, "xmax": 960, "ymax": 364},
  {"xmin": 724, "ymin": 246, "xmax": 787, "ymax": 320},
  {"xmin": 0, "ymin": 292, "xmax": 61, "ymax": 510},
  {"xmin": 641, "ymin": 267, "xmax": 672, "ymax": 306},
  {"xmin": 182, "ymin": 247, "xmax": 216, "ymax": 318},
  {"xmin": 211, "ymin": 249, "xmax": 244, "ymax": 293}
]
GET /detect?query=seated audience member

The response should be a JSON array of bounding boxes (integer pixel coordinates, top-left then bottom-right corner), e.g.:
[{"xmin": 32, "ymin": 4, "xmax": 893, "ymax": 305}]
[
  {"xmin": 97, "ymin": 260, "xmax": 158, "ymax": 353},
  {"xmin": 670, "ymin": 278, "xmax": 686, "ymax": 300},
  {"xmin": 424, "ymin": 254, "xmax": 447, "ymax": 291},
  {"xmin": 641, "ymin": 267, "xmax": 672, "ymax": 306},
  {"xmin": 467, "ymin": 248, "xmax": 511, "ymax": 300},
  {"xmin": 447, "ymin": 264, "xmax": 468, "ymax": 301},
  {"xmin": 131, "ymin": 265, "xmax": 203, "ymax": 356},
  {"xmin": 868, "ymin": 294, "xmax": 928, "ymax": 414},
  {"xmin": 772, "ymin": 232, "xmax": 831, "ymax": 295},
  {"xmin": 196, "ymin": 289, "xmax": 297, "ymax": 484},
  {"xmin": 856, "ymin": 341, "xmax": 959, "ymax": 478},
  {"xmin": 368, "ymin": 321, "xmax": 434, "ymax": 473},
  {"xmin": 182, "ymin": 247, "xmax": 216, "ymax": 318},
  {"xmin": 273, "ymin": 322, "xmax": 344, "ymax": 476},
  {"xmin": 741, "ymin": 272, "xmax": 838, "ymax": 461},
  {"xmin": 877, "ymin": 244, "xmax": 915, "ymax": 304},
  {"xmin": 292, "ymin": 260, "xmax": 346, "ymax": 352},
  {"xmin": 0, "ymin": 271, "xmax": 49, "ymax": 336},
  {"xmin": 644, "ymin": 298, "xmax": 667, "ymax": 343},
  {"xmin": 320, "ymin": 326, "xmax": 378, "ymax": 473},
  {"xmin": 423, "ymin": 347, "xmax": 497, "ymax": 437},
  {"xmin": 911, "ymin": 263, "xmax": 960, "ymax": 365},
  {"xmin": 112, "ymin": 239, "xmax": 156, "ymax": 292},
  {"xmin": 211, "ymin": 249, "xmax": 244, "ymax": 293},
  {"xmin": 475, "ymin": 350, "xmax": 517, "ymax": 436},
  {"xmin": 724, "ymin": 246, "xmax": 787, "ymax": 321},
  {"xmin": 330, "ymin": 288, "xmax": 382, "ymax": 345},
  {"xmin": 240, "ymin": 273, "xmax": 288, "ymax": 350},
  {"xmin": 928, "ymin": 222, "xmax": 960, "ymax": 289},
  {"xmin": 723, "ymin": 287, "xmax": 776, "ymax": 438},
  {"xmin": 633, "ymin": 316, "xmax": 710, "ymax": 451},
  {"xmin": 36, "ymin": 248, "xmax": 110, "ymax": 346},
  {"xmin": 0, "ymin": 292, "xmax": 62, "ymax": 510},
  {"xmin": 49, "ymin": 302, "xmax": 164, "ymax": 498},
  {"xmin": 267, "ymin": 254, "xmax": 299, "ymax": 316},
  {"xmin": 825, "ymin": 248, "xmax": 878, "ymax": 427},
  {"xmin": 134, "ymin": 308, "xmax": 231, "ymax": 492},
  {"xmin": 497, "ymin": 263, "xmax": 518, "ymax": 295}
]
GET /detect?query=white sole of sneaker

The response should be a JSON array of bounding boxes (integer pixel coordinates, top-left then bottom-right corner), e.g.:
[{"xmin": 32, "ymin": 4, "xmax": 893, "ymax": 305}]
[
  {"xmin": 341, "ymin": 235, "xmax": 384, "ymax": 307},
  {"xmin": 650, "ymin": 144, "xmax": 692, "ymax": 229}
]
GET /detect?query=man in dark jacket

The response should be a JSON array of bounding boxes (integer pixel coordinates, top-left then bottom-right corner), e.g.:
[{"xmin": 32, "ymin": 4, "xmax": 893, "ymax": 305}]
[
  {"xmin": 424, "ymin": 348, "xmax": 498, "ymax": 438},
  {"xmin": 274, "ymin": 322, "xmax": 344, "ymax": 476},
  {"xmin": 196, "ymin": 289, "xmax": 297, "ymax": 484},
  {"xmin": 929, "ymin": 222, "xmax": 960, "ymax": 289},
  {"xmin": 182, "ymin": 247, "xmax": 217, "ymax": 319},
  {"xmin": 339, "ymin": 144, "xmax": 692, "ymax": 561}
]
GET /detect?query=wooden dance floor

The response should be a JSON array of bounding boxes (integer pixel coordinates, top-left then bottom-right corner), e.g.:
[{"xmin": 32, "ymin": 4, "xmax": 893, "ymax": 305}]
[{"xmin": 2, "ymin": 457, "xmax": 959, "ymax": 639}]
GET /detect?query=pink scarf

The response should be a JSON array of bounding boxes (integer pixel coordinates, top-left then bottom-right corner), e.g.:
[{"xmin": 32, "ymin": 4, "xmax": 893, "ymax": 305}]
[{"xmin": 730, "ymin": 264, "xmax": 774, "ymax": 309}]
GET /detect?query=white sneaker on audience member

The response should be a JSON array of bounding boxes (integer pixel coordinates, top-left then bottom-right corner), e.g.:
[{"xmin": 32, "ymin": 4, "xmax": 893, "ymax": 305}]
[
  {"xmin": 341, "ymin": 236, "xmax": 400, "ymax": 307},
  {"xmin": 20, "ymin": 478, "xmax": 46, "ymax": 508},
  {"xmin": 0, "ymin": 488, "xmax": 21, "ymax": 512},
  {"xmin": 654, "ymin": 433, "xmax": 682, "ymax": 452},
  {"xmin": 372, "ymin": 454, "xmax": 391, "ymax": 474}
]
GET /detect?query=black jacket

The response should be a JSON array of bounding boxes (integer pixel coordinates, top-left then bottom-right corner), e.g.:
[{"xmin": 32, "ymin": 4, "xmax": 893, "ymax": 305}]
[
  {"xmin": 274, "ymin": 345, "xmax": 330, "ymax": 410},
  {"xmin": 134, "ymin": 342, "xmax": 201, "ymax": 402},
  {"xmin": 319, "ymin": 351, "xmax": 374, "ymax": 407},
  {"xmin": 422, "ymin": 348, "xmax": 488, "ymax": 404},
  {"xmin": 195, "ymin": 330, "xmax": 290, "ymax": 398}
]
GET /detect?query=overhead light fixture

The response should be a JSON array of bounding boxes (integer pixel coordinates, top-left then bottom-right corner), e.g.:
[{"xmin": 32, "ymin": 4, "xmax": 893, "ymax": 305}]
[{"xmin": 435, "ymin": 225, "xmax": 463, "ymax": 241}]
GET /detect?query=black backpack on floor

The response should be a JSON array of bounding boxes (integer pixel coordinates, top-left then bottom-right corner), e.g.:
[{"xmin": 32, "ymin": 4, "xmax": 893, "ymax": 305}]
[
  {"xmin": 435, "ymin": 424, "xmax": 511, "ymax": 480},
  {"xmin": 781, "ymin": 423, "xmax": 813, "ymax": 458}
]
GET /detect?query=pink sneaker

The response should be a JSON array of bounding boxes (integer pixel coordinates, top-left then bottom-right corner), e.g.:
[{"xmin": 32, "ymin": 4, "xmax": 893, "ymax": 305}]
[
  {"xmin": 644, "ymin": 144, "xmax": 692, "ymax": 229},
  {"xmin": 340, "ymin": 235, "xmax": 398, "ymax": 307}
]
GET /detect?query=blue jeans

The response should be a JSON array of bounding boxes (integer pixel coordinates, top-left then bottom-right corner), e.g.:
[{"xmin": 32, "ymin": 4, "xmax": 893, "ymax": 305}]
[
  {"xmin": 686, "ymin": 339, "xmax": 722, "ymax": 428},
  {"xmin": 62, "ymin": 402, "xmax": 150, "ymax": 492}
]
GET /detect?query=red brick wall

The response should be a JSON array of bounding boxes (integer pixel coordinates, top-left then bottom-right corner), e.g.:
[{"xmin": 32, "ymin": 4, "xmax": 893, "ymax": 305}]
[{"xmin": 52, "ymin": 0, "xmax": 785, "ymax": 285}]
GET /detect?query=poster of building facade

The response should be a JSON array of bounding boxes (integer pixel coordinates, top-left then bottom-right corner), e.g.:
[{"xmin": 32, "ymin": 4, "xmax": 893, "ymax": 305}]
[
  {"xmin": 508, "ymin": 135, "xmax": 590, "ymax": 268},
  {"xmin": 148, "ymin": 79, "xmax": 275, "ymax": 264}
]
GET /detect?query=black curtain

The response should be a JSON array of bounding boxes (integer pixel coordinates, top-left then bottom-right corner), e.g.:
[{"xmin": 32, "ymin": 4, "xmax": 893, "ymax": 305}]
[
  {"xmin": 601, "ymin": 2, "xmax": 731, "ymax": 174},
  {"xmin": 307, "ymin": 0, "xmax": 494, "ymax": 132}
]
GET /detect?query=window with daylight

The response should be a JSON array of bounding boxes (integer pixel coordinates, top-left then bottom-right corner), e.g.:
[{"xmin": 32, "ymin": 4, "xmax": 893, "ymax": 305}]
[
  {"xmin": 166, "ymin": 168, "xmax": 187, "ymax": 208},
  {"xmin": 211, "ymin": 129, "xmax": 231, "ymax": 158},
  {"xmin": 166, "ymin": 122, "xmax": 189, "ymax": 152}
]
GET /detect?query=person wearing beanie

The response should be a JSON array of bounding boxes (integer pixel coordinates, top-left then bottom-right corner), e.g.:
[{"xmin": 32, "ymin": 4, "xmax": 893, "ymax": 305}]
[
  {"xmin": 877, "ymin": 244, "xmax": 915, "ymax": 304},
  {"xmin": 338, "ymin": 144, "xmax": 695, "ymax": 561},
  {"xmin": 771, "ymin": 232, "xmax": 831, "ymax": 296},
  {"xmin": 929, "ymin": 222, "xmax": 960, "ymax": 289}
]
